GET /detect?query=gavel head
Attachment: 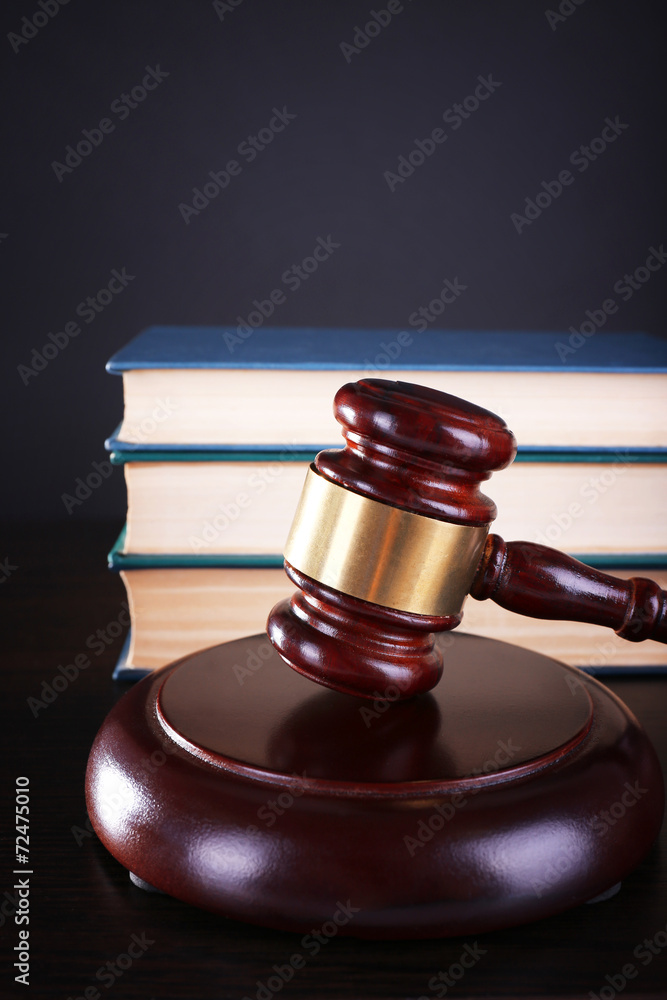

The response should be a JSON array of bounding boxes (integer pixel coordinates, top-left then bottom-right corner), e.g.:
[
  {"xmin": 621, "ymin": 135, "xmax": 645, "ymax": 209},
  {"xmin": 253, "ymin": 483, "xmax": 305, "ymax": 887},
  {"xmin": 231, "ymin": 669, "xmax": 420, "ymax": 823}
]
[{"xmin": 267, "ymin": 379, "xmax": 517, "ymax": 700}]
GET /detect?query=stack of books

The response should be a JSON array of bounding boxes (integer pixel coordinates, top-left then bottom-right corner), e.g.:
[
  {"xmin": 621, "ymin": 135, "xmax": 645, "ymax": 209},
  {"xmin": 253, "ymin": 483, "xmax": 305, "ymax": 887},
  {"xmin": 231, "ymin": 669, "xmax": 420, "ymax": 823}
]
[{"xmin": 105, "ymin": 327, "xmax": 667, "ymax": 679}]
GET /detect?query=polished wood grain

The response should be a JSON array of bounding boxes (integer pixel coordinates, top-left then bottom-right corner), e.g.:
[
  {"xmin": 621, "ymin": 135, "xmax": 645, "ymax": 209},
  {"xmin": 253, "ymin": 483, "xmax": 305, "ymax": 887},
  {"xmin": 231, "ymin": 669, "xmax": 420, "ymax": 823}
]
[
  {"xmin": 4, "ymin": 523, "xmax": 667, "ymax": 999},
  {"xmin": 472, "ymin": 535, "xmax": 667, "ymax": 642},
  {"xmin": 268, "ymin": 561, "xmax": 449, "ymax": 698},
  {"xmin": 268, "ymin": 379, "xmax": 667, "ymax": 699},
  {"xmin": 316, "ymin": 379, "xmax": 517, "ymax": 523},
  {"xmin": 87, "ymin": 630, "xmax": 663, "ymax": 937}
]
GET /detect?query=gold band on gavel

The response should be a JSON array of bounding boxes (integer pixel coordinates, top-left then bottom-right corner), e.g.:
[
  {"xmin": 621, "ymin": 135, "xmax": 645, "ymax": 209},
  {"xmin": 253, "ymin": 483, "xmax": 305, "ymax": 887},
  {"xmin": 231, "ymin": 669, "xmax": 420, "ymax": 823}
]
[{"xmin": 283, "ymin": 466, "xmax": 490, "ymax": 618}]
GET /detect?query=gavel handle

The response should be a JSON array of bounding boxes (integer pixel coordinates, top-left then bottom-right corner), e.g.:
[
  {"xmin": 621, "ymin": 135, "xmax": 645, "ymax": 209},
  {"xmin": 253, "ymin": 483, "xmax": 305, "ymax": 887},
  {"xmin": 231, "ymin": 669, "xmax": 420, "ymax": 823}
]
[{"xmin": 470, "ymin": 534, "xmax": 667, "ymax": 643}]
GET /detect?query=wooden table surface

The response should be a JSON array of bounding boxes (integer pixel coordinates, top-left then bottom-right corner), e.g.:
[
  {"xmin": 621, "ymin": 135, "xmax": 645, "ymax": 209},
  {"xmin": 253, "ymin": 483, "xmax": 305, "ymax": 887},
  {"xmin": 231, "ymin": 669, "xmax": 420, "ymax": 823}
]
[{"xmin": 3, "ymin": 522, "xmax": 667, "ymax": 1000}]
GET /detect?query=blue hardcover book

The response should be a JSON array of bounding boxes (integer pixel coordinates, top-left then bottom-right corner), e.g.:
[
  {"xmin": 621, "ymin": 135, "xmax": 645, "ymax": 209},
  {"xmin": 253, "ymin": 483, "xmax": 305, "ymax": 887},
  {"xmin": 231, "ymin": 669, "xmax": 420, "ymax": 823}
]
[
  {"xmin": 112, "ymin": 632, "xmax": 152, "ymax": 681},
  {"xmin": 106, "ymin": 328, "xmax": 667, "ymax": 452},
  {"xmin": 107, "ymin": 329, "xmax": 667, "ymax": 681},
  {"xmin": 107, "ymin": 327, "xmax": 667, "ymax": 372}
]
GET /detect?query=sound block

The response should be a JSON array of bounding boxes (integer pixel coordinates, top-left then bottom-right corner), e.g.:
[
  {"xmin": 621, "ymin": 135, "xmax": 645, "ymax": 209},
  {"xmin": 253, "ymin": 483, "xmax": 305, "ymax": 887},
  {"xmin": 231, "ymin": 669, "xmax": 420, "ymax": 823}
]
[{"xmin": 86, "ymin": 633, "xmax": 664, "ymax": 939}]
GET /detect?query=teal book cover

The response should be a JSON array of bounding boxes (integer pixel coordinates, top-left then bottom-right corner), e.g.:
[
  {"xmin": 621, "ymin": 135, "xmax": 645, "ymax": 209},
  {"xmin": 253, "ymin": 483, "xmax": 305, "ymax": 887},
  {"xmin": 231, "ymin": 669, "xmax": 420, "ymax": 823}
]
[
  {"xmin": 107, "ymin": 326, "xmax": 667, "ymax": 372},
  {"xmin": 105, "ymin": 328, "xmax": 667, "ymax": 453},
  {"xmin": 107, "ymin": 526, "xmax": 667, "ymax": 573}
]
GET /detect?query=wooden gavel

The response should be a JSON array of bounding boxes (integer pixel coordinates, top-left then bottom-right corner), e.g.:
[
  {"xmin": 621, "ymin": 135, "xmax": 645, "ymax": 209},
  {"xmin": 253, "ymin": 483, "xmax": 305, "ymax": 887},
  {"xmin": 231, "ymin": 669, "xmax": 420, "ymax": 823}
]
[{"xmin": 267, "ymin": 378, "xmax": 667, "ymax": 699}]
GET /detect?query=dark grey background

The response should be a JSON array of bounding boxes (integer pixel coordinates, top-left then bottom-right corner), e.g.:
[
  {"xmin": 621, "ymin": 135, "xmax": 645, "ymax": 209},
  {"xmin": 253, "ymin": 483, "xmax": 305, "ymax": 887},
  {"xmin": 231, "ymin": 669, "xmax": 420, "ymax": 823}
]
[{"xmin": 2, "ymin": 0, "xmax": 665, "ymax": 522}]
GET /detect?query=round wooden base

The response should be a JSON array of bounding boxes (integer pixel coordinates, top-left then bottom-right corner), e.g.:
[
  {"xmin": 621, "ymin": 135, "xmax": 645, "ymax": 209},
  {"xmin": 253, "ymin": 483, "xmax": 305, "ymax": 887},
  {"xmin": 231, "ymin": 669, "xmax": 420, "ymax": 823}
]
[{"xmin": 86, "ymin": 633, "xmax": 664, "ymax": 938}]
